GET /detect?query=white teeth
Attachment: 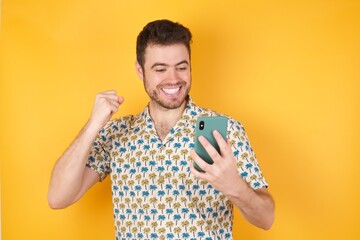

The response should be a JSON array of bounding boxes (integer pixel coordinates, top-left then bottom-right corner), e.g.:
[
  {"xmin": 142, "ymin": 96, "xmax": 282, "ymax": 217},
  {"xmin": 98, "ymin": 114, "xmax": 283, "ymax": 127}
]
[{"xmin": 162, "ymin": 87, "xmax": 180, "ymax": 94}]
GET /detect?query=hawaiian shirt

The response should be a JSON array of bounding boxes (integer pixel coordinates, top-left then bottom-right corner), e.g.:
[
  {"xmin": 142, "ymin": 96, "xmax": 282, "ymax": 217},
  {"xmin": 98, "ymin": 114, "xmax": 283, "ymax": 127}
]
[{"xmin": 86, "ymin": 97, "xmax": 268, "ymax": 240}]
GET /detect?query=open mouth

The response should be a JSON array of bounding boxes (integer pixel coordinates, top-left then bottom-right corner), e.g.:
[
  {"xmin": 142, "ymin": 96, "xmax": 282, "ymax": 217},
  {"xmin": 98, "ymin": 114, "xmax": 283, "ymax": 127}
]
[{"xmin": 161, "ymin": 87, "xmax": 181, "ymax": 95}]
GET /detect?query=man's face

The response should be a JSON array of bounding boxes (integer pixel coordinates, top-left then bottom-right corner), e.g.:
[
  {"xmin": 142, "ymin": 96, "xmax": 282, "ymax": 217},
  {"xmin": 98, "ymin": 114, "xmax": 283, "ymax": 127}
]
[{"xmin": 136, "ymin": 43, "xmax": 191, "ymax": 110}]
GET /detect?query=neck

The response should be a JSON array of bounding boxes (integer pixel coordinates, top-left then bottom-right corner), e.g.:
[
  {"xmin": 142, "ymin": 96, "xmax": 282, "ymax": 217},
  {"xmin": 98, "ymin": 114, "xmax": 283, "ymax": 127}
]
[{"xmin": 148, "ymin": 99, "xmax": 188, "ymax": 141}]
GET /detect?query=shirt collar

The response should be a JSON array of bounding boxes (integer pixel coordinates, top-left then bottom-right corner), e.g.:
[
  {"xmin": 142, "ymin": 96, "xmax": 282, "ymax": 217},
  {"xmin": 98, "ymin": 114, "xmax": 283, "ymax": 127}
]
[{"xmin": 129, "ymin": 96, "xmax": 201, "ymax": 131}]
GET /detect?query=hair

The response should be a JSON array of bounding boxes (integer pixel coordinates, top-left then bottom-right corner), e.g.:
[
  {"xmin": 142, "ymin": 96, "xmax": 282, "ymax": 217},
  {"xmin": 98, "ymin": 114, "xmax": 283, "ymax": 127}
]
[{"xmin": 136, "ymin": 19, "xmax": 192, "ymax": 69}]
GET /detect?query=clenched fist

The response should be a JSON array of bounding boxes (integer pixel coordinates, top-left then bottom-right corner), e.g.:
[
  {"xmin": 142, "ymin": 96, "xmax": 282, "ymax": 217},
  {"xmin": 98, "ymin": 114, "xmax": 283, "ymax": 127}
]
[{"xmin": 87, "ymin": 90, "xmax": 124, "ymax": 132}]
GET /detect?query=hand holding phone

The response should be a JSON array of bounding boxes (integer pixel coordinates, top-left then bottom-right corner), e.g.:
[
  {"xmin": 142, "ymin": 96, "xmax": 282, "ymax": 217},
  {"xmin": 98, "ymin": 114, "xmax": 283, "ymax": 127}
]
[{"xmin": 193, "ymin": 116, "xmax": 228, "ymax": 172}]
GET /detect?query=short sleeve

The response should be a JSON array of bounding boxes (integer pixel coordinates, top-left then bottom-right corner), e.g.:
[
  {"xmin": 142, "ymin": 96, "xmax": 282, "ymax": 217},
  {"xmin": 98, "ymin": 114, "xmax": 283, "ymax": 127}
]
[
  {"xmin": 86, "ymin": 122, "xmax": 113, "ymax": 182},
  {"xmin": 227, "ymin": 118, "xmax": 268, "ymax": 189}
]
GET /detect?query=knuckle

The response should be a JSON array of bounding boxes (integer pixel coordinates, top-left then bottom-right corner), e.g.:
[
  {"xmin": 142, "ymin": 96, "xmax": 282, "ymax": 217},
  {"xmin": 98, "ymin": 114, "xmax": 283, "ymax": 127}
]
[
  {"xmin": 207, "ymin": 174, "xmax": 216, "ymax": 182},
  {"xmin": 209, "ymin": 150, "xmax": 218, "ymax": 160},
  {"xmin": 191, "ymin": 169, "xmax": 199, "ymax": 177},
  {"xmin": 200, "ymin": 163, "xmax": 208, "ymax": 171},
  {"xmin": 202, "ymin": 140, "xmax": 210, "ymax": 148}
]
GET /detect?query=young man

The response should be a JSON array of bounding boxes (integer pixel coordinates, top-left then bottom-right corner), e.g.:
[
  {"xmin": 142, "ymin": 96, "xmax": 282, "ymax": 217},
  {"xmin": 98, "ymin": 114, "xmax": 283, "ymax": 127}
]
[{"xmin": 48, "ymin": 19, "xmax": 274, "ymax": 239}]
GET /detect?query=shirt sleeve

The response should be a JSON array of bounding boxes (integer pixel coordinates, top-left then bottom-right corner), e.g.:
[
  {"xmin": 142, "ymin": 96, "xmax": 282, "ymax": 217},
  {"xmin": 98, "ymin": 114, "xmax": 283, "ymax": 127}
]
[
  {"xmin": 227, "ymin": 118, "xmax": 268, "ymax": 189},
  {"xmin": 86, "ymin": 122, "xmax": 113, "ymax": 182}
]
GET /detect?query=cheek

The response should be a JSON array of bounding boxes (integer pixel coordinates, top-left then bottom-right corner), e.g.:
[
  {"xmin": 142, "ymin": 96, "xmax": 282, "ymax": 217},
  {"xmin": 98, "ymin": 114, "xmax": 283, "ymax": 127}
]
[
  {"xmin": 182, "ymin": 72, "xmax": 192, "ymax": 83},
  {"xmin": 144, "ymin": 73, "xmax": 161, "ymax": 88},
  {"xmin": 153, "ymin": 75, "xmax": 164, "ymax": 84}
]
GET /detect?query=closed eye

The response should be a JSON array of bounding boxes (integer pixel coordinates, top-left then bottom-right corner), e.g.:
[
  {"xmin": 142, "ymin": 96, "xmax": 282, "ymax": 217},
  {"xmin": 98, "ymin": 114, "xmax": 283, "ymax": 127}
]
[{"xmin": 177, "ymin": 66, "xmax": 188, "ymax": 71}]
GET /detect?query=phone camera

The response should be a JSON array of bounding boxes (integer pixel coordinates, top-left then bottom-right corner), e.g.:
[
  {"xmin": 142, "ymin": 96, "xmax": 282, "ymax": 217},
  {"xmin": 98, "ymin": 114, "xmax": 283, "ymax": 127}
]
[{"xmin": 199, "ymin": 121, "xmax": 205, "ymax": 130}]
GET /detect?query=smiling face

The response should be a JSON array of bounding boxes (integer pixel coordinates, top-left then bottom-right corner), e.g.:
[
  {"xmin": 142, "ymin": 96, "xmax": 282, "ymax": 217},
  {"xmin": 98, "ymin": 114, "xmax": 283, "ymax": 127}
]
[{"xmin": 136, "ymin": 43, "xmax": 191, "ymax": 110}]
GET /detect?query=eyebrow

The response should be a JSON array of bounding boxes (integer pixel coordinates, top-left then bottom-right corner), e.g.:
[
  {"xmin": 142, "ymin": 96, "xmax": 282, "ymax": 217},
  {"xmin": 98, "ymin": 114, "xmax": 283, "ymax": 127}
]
[{"xmin": 150, "ymin": 60, "xmax": 189, "ymax": 69}]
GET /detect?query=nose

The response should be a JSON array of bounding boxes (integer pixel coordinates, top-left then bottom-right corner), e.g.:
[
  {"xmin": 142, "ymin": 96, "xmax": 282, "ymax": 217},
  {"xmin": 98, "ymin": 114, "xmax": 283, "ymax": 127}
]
[{"xmin": 167, "ymin": 67, "xmax": 180, "ymax": 82}]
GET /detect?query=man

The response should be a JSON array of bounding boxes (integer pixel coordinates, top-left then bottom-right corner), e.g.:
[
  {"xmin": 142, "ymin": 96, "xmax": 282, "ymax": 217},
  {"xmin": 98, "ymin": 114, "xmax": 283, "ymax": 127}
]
[{"xmin": 48, "ymin": 19, "xmax": 274, "ymax": 239}]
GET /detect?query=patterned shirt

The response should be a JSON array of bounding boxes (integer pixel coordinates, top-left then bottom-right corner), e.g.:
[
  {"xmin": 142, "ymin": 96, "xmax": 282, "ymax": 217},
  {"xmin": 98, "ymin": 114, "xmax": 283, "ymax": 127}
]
[{"xmin": 87, "ymin": 97, "xmax": 268, "ymax": 240}]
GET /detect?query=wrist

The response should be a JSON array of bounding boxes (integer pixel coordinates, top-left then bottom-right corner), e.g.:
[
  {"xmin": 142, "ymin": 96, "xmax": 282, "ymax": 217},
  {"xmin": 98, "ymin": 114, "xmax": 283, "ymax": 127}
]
[
  {"xmin": 224, "ymin": 176, "xmax": 253, "ymax": 204},
  {"xmin": 83, "ymin": 120, "xmax": 103, "ymax": 138}
]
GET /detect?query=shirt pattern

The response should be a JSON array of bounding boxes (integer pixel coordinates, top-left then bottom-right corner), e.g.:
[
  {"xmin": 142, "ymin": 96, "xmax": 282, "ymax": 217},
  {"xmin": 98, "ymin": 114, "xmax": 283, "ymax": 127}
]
[{"xmin": 87, "ymin": 97, "xmax": 268, "ymax": 240}]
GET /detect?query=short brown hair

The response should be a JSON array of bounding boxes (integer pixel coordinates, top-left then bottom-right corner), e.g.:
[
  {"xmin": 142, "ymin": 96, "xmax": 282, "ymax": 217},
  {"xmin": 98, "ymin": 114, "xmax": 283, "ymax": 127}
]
[{"xmin": 136, "ymin": 19, "xmax": 192, "ymax": 68}]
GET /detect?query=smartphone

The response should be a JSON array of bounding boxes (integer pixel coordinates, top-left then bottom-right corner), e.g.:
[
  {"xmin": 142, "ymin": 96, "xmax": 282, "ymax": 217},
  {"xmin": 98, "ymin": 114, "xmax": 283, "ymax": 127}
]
[{"xmin": 194, "ymin": 116, "xmax": 228, "ymax": 172}]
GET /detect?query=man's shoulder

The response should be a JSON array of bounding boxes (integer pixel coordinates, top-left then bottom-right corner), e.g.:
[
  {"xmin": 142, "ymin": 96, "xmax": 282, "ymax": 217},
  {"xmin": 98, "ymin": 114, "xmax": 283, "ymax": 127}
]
[
  {"xmin": 193, "ymin": 103, "xmax": 241, "ymax": 124},
  {"xmin": 193, "ymin": 104, "xmax": 245, "ymax": 134},
  {"xmin": 190, "ymin": 101, "xmax": 224, "ymax": 117}
]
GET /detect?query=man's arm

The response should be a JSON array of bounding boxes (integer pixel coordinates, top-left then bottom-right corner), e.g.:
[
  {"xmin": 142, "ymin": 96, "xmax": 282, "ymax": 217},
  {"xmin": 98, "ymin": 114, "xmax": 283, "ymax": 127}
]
[
  {"xmin": 219, "ymin": 178, "xmax": 274, "ymax": 230},
  {"xmin": 190, "ymin": 130, "xmax": 275, "ymax": 230},
  {"xmin": 48, "ymin": 90, "xmax": 124, "ymax": 209}
]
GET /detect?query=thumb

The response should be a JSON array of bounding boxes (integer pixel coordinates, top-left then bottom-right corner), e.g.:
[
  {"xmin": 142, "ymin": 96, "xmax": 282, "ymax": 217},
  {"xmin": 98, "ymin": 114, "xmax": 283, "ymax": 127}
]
[{"xmin": 118, "ymin": 96, "xmax": 125, "ymax": 104}]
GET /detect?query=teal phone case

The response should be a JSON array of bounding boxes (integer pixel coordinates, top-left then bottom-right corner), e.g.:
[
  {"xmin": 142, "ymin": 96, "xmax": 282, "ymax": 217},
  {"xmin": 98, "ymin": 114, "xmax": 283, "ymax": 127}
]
[{"xmin": 194, "ymin": 116, "xmax": 228, "ymax": 173}]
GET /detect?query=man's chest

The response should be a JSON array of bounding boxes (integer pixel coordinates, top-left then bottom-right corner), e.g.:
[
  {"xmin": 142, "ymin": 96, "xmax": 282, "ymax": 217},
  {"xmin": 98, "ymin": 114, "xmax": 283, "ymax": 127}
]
[
  {"xmin": 108, "ymin": 118, "xmax": 232, "ymax": 239},
  {"xmin": 108, "ymin": 126, "xmax": 194, "ymax": 175},
  {"xmin": 107, "ymin": 126, "xmax": 223, "ymax": 199}
]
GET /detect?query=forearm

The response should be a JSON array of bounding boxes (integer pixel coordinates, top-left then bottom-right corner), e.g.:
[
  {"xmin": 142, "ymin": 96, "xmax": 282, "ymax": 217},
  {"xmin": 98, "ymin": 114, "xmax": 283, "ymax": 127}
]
[
  {"xmin": 225, "ymin": 177, "xmax": 275, "ymax": 230},
  {"xmin": 48, "ymin": 121, "xmax": 100, "ymax": 208}
]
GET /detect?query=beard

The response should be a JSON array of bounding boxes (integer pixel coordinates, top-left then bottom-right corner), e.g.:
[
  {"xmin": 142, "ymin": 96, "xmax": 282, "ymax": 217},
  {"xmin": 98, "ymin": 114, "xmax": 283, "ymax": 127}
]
[{"xmin": 143, "ymin": 76, "xmax": 191, "ymax": 110}]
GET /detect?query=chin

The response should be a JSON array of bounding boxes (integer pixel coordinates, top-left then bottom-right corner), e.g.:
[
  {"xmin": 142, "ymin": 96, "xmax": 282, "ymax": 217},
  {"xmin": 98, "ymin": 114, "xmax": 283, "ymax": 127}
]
[
  {"xmin": 148, "ymin": 87, "xmax": 190, "ymax": 110},
  {"xmin": 159, "ymin": 100, "xmax": 184, "ymax": 110},
  {"xmin": 158, "ymin": 95, "xmax": 188, "ymax": 110}
]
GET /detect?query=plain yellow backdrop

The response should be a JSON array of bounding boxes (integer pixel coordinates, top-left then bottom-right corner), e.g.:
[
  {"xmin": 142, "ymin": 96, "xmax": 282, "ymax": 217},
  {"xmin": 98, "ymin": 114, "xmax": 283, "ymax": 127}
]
[{"xmin": 1, "ymin": 0, "xmax": 359, "ymax": 239}]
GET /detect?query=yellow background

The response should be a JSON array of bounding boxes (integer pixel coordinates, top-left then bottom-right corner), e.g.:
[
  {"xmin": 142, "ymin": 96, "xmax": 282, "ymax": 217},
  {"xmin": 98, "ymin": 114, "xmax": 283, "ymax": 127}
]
[{"xmin": 1, "ymin": 0, "xmax": 359, "ymax": 239}]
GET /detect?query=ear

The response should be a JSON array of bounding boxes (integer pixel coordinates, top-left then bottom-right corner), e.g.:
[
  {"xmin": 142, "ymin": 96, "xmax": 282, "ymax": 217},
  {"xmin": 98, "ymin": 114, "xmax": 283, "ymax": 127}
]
[{"xmin": 135, "ymin": 61, "xmax": 144, "ymax": 81}]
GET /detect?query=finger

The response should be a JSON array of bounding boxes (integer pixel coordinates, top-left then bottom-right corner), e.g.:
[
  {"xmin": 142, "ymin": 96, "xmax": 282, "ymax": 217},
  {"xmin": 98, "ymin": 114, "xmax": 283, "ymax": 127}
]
[
  {"xmin": 104, "ymin": 94, "xmax": 125, "ymax": 104},
  {"xmin": 96, "ymin": 95, "xmax": 120, "ymax": 107},
  {"xmin": 107, "ymin": 97, "xmax": 122, "ymax": 106},
  {"xmin": 118, "ymin": 96, "xmax": 125, "ymax": 104},
  {"xmin": 96, "ymin": 98, "xmax": 120, "ymax": 115},
  {"xmin": 213, "ymin": 130, "xmax": 232, "ymax": 157},
  {"xmin": 198, "ymin": 136, "xmax": 221, "ymax": 163},
  {"xmin": 108, "ymin": 99, "xmax": 122, "ymax": 112},
  {"xmin": 108, "ymin": 102, "xmax": 120, "ymax": 115},
  {"xmin": 98, "ymin": 94, "xmax": 120, "ymax": 102},
  {"xmin": 189, "ymin": 161, "xmax": 209, "ymax": 180},
  {"xmin": 108, "ymin": 100, "xmax": 120, "ymax": 109},
  {"xmin": 101, "ymin": 90, "xmax": 117, "ymax": 95},
  {"xmin": 190, "ymin": 149, "xmax": 212, "ymax": 173}
]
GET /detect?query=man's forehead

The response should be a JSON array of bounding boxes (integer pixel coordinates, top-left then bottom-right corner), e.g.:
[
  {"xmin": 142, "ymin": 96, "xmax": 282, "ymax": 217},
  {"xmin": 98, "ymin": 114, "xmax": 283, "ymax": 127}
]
[{"xmin": 143, "ymin": 43, "xmax": 190, "ymax": 65}]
